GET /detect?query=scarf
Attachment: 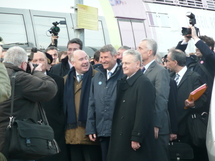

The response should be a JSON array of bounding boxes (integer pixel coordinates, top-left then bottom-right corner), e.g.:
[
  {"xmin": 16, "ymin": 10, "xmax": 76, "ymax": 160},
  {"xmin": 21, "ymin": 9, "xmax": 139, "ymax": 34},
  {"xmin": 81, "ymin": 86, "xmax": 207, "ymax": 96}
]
[{"xmin": 64, "ymin": 66, "xmax": 92, "ymax": 129}]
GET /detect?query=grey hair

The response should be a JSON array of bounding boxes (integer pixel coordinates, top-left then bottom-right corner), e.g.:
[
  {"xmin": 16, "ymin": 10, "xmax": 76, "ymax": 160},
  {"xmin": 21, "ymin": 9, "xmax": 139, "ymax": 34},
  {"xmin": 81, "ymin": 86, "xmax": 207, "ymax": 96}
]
[
  {"xmin": 100, "ymin": 44, "xmax": 117, "ymax": 56},
  {"xmin": 169, "ymin": 49, "xmax": 186, "ymax": 67},
  {"xmin": 123, "ymin": 49, "xmax": 142, "ymax": 67},
  {"xmin": 142, "ymin": 38, "xmax": 157, "ymax": 56},
  {"xmin": 70, "ymin": 50, "xmax": 89, "ymax": 62},
  {"xmin": 155, "ymin": 53, "xmax": 162, "ymax": 65},
  {"xmin": 3, "ymin": 46, "xmax": 28, "ymax": 66},
  {"xmin": 118, "ymin": 45, "xmax": 131, "ymax": 50}
]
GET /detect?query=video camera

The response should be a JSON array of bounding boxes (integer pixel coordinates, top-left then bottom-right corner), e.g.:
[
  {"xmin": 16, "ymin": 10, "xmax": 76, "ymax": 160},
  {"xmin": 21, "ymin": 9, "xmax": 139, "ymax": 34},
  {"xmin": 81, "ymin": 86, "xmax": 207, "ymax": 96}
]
[
  {"xmin": 48, "ymin": 21, "xmax": 60, "ymax": 36},
  {"xmin": 181, "ymin": 12, "xmax": 199, "ymax": 38}
]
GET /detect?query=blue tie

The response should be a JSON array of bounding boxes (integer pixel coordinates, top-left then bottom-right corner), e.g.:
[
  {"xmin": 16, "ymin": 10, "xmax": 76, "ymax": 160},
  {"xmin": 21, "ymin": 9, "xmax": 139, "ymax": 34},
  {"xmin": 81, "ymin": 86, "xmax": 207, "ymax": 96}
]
[
  {"xmin": 108, "ymin": 72, "xmax": 112, "ymax": 80},
  {"xmin": 142, "ymin": 67, "xmax": 145, "ymax": 73}
]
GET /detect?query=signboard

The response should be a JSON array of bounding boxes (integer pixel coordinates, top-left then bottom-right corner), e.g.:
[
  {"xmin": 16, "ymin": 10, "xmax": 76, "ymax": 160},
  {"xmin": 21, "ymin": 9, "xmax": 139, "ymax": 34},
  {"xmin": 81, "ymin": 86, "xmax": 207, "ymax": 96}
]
[{"xmin": 77, "ymin": 4, "xmax": 98, "ymax": 30}]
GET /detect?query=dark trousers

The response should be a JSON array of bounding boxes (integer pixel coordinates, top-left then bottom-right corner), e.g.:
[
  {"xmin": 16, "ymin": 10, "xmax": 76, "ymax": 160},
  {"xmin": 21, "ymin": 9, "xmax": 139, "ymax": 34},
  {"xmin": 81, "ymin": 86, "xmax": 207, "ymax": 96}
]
[
  {"xmin": 68, "ymin": 144, "xmax": 102, "ymax": 161},
  {"xmin": 154, "ymin": 134, "xmax": 170, "ymax": 161},
  {"xmin": 99, "ymin": 137, "xmax": 110, "ymax": 161}
]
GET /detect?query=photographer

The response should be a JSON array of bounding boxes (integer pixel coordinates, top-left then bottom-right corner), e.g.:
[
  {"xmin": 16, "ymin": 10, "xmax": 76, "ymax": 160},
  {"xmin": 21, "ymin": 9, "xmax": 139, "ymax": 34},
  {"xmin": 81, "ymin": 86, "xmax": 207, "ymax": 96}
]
[
  {"xmin": 176, "ymin": 26, "xmax": 215, "ymax": 113},
  {"xmin": 0, "ymin": 46, "xmax": 57, "ymax": 161}
]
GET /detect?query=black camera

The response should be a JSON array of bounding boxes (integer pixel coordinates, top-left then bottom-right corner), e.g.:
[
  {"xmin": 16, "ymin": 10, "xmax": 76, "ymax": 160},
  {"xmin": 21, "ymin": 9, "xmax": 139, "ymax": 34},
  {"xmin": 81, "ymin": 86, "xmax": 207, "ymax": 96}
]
[
  {"xmin": 49, "ymin": 22, "xmax": 60, "ymax": 36},
  {"xmin": 181, "ymin": 12, "xmax": 199, "ymax": 38}
]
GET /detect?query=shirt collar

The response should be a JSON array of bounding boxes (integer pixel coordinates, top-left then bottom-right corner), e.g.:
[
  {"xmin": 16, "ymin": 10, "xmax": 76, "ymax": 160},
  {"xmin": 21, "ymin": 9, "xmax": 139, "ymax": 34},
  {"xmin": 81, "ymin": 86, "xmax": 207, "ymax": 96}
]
[
  {"xmin": 144, "ymin": 60, "xmax": 155, "ymax": 72},
  {"xmin": 107, "ymin": 62, "xmax": 118, "ymax": 74},
  {"xmin": 176, "ymin": 66, "xmax": 187, "ymax": 84}
]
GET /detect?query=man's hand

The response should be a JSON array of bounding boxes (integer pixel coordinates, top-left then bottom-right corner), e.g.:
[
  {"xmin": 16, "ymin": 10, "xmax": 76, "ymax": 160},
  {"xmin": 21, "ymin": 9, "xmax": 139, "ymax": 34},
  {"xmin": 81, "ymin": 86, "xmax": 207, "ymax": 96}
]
[
  {"xmin": 89, "ymin": 134, "xmax": 97, "ymax": 142},
  {"xmin": 185, "ymin": 98, "xmax": 195, "ymax": 108},
  {"xmin": 154, "ymin": 127, "xmax": 159, "ymax": 139},
  {"xmin": 190, "ymin": 26, "xmax": 199, "ymax": 41},
  {"xmin": 169, "ymin": 134, "xmax": 177, "ymax": 141},
  {"xmin": 131, "ymin": 141, "xmax": 141, "ymax": 151},
  {"xmin": 29, "ymin": 62, "xmax": 42, "ymax": 72},
  {"xmin": 183, "ymin": 35, "xmax": 191, "ymax": 43},
  {"xmin": 51, "ymin": 34, "xmax": 58, "ymax": 46}
]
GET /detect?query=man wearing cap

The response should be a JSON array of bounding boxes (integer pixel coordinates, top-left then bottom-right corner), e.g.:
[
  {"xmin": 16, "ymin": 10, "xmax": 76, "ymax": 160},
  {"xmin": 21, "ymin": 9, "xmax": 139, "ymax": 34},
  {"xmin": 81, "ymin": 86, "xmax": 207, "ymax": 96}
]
[{"xmin": 32, "ymin": 51, "xmax": 69, "ymax": 161}]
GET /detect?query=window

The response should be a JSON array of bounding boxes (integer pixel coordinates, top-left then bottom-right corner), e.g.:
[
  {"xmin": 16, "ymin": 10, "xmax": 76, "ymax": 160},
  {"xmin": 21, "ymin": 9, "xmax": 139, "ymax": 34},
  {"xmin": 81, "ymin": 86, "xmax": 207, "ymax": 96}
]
[
  {"xmin": 147, "ymin": 12, "xmax": 170, "ymax": 28},
  {"xmin": 0, "ymin": 13, "xmax": 27, "ymax": 44},
  {"xmin": 147, "ymin": 12, "xmax": 159, "ymax": 27},
  {"xmin": 85, "ymin": 20, "xmax": 106, "ymax": 47},
  {"xmin": 118, "ymin": 19, "xmax": 147, "ymax": 49},
  {"xmin": 33, "ymin": 16, "xmax": 68, "ymax": 49},
  {"xmin": 159, "ymin": 13, "xmax": 170, "ymax": 27}
]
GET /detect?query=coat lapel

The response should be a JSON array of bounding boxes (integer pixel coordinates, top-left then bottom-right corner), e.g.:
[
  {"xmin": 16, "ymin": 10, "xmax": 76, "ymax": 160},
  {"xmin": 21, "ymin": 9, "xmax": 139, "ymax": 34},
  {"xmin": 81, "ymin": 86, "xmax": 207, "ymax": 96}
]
[
  {"xmin": 177, "ymin": 70, "xmax": 190, "ymax": 88},
  {"xmin": 119, "ymin": 70, "xmax": 142, "ymax": 90},
  {"xmin": 144, "ymin": 61, "xmax": 156, "ymax": 76}
]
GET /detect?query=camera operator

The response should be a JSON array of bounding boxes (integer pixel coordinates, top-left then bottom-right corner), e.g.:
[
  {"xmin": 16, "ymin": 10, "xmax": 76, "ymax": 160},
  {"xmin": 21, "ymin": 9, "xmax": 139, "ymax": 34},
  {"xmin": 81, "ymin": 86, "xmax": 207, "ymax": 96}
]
[
  {"xmin": 176, "ymin": 26, "xmax": 215, "ymax": 113},
  {"xmin": 0, "ymin": 46, "xmax": 57, "ymax": 160}
]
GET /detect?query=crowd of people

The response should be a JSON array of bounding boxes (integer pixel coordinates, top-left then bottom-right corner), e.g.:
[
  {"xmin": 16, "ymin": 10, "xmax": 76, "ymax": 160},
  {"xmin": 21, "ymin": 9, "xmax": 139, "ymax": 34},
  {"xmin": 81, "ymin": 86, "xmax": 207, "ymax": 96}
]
[{"xmin": 0, "ymin": 25, "xmax": 214, "ymax": 161}]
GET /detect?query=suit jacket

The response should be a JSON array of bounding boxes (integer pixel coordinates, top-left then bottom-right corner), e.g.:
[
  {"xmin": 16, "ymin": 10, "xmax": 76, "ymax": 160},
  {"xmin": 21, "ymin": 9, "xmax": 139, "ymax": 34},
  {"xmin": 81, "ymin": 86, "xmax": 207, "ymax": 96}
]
[
  {"xmin": 170, "ymin": 69, "xmax": 207, "ymax": 136},
  {"xmin": 168, "ymin": 78, "xmax": 178, "ymax": 134},
  {"xmin": 38, "ymin": 71, "xmax": 69, "ymax": 161},
  {"xmin": 107, "ymin": 70, "xmax": 155, "ymax": 161},
  {"xmin": 144, "ymin": 61, "xmax": 170, "ymax": 134}
]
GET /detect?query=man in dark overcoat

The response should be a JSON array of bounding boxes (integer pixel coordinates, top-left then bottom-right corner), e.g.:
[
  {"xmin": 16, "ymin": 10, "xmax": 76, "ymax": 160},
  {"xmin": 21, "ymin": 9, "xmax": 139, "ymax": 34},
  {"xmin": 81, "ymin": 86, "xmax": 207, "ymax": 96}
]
[
  {"xmin": 107, "ymin": 49, "xmax": 155, "ymax": 161},
  {"xmin": 31, "ymin": 51, "xmax": 69, "ymax": 161}
]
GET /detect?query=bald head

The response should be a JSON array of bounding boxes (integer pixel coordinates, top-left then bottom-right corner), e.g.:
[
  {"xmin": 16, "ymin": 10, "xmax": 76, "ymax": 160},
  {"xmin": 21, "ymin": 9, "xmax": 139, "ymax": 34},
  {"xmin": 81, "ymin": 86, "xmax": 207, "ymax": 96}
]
[{"xmin": 70, "ymin": 50, "xmax": 90, "ymax": 74}]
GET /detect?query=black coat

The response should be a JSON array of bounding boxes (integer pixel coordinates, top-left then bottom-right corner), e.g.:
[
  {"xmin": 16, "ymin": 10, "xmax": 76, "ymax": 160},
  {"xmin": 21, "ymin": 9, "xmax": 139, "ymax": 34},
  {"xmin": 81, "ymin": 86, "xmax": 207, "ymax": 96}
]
[
  {"xmin": 107, "ymin": 70, "xmax": 156, "ymax": 161},
  {"xmin": 37, "ymin": 72, "xmax": 69, "ymax": 161},
  {"xmin": 168, "ymin": 78, "xmax": 178, "ymax": 134},
  {"xmin": 50, "ymin": 56, "xmax": 70, "ymax": 77},
  {"xmin": 170, "ymin": 69, "xmax": 207, "ymax": 136}
]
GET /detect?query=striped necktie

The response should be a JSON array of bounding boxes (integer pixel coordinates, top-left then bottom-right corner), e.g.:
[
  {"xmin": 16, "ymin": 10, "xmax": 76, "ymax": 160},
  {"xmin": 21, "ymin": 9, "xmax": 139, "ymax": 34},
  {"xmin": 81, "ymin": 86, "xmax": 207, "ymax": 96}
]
[{"xmin": 175, "ymin": 73, "xmax": 180, "ymax": 85}]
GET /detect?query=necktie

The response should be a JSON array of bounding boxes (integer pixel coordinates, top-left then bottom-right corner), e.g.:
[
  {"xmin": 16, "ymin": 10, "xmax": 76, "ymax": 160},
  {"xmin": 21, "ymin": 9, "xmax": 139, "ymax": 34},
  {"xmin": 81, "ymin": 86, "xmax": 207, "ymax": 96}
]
[
  {"xmin": 108, "ymin": 71, "xmax": 112, "ymax": 80},
  {"xmin": 77, "ymin": 75, "xmax": 83, "ymax": 82},
  {"xmin": 142, "ymin": 67, "xmax": 145, "ymax": 73},
  {"xmin": 175, "ymin": 73, "xmax": 180, "ymax": 85}
]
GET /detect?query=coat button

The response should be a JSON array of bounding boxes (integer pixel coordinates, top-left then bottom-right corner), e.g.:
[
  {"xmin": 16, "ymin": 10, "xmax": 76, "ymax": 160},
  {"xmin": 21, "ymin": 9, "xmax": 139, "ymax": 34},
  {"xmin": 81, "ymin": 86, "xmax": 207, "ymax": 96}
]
[
  {"xmin": 123, "ymin": 100, "xmax": 125, "ymax": 103},
  {"xmin": 137, "ymin": 132, "xmax": 141, "ymax": 136},
  {"xmin": 121, "ymin": 116, "xmax": 124, "ymax": 119},
  {"xmin": 119, "ymin": 133, "xmax": 123, "ymax": 136}
]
